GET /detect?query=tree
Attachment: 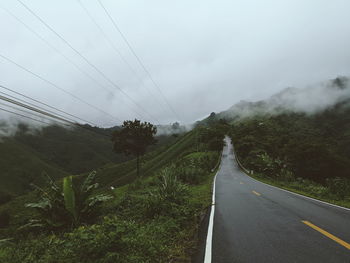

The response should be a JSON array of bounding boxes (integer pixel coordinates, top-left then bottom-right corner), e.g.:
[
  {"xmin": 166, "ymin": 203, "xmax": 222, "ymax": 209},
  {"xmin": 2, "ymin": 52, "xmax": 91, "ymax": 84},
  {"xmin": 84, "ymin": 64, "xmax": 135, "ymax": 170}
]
[{"xmin": 112, "ymin": 119, "xmax": 157, "ymax": 177}]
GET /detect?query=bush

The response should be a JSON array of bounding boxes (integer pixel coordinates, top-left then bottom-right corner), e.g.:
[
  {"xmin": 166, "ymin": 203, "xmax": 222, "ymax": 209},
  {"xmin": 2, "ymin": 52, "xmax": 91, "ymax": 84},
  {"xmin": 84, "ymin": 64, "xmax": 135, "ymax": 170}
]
[
  {"xmin": 326, "ymin": 177, "xmax": 350, "ymax": 199},
  {"xmin": 146, "ymin": 168, "xmax": 189, "ymax": 217},
  {"xmin": 172, "ymin": 152, "xmax": 219, "ymax": 184}
]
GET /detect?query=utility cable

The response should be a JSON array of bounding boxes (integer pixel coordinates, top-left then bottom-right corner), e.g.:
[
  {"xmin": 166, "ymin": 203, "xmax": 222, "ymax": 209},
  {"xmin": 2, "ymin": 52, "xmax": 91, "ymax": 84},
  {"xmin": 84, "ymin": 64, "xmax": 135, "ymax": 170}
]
[
  {"xmin": 16, "ymin": 0, "xmax": 159, "ymax": 122},
  {"xmin": 0, "ymin": 53, "xmax": 122, "ymax": 123},
  {"xmin": 98, "ymin": 0, "xmax": 180, "ymax": 121}
]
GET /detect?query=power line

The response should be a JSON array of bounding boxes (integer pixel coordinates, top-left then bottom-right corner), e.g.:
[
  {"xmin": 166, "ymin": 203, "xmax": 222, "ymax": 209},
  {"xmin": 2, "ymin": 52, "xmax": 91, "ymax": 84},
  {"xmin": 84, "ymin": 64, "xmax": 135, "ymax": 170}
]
[
  {"xmin": 0, "ymin": 53, "xmax": 122, "ymax": 124},
  {"xmin": 0, "ymin": 94, "xmax": 79, "ymax": 126},
  {"xmin": 16, "ymin": 0, "xmax": 159, "ymax": 123},
  {"xmin": 0, "ymin": 95, "xmax": 111, "ymax": 139},
  {"xmin": 0, "ymin": 106, "xmax": 59, "ymax": 126},
  {"xmin": 97, "ymin": 0, "xmax": 180, "ymax": 121},
  {"xmin": 0, "ymin": 90, "xmax": 79, "ymax": 124},
  {"xmin": 76, "ymin": 0, "xmax": 169, "ymax": 114},
  {"xmin": 0, "ymin": 101, "xmax": 70, "ymax": 127},
  {"xmin": 0, "ymin": 84, "xmax": 96, "ymax": 125},
  {"xmin": 0, "ymin": 5, "xmax": 116, "ymax": 98}
]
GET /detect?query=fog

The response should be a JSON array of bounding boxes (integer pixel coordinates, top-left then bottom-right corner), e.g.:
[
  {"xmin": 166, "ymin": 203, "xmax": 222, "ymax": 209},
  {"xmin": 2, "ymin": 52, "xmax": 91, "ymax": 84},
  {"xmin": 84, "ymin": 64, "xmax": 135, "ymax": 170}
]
[
  {"xmin": 0, "ymin": 0, "xmax": 350, "ymax": 127},
  {"xmin": 219, "ymin": 77, "xmax": 350, "ymax": 120}
]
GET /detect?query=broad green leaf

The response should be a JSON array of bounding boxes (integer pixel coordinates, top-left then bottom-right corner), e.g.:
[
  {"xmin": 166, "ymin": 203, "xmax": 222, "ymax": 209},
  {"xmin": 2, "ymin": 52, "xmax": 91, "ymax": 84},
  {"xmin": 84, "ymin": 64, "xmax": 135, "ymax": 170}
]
[{"xmin": 63, "ymin": 176, "xmax": 77, "ymax": 222}]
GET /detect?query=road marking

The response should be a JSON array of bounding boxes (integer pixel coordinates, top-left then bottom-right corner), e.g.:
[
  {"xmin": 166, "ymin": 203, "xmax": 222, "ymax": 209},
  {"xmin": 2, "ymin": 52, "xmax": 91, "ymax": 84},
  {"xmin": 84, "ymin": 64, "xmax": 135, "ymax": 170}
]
[
  {"xmin": 240, "ymin": 182, "xmax": 244, "ymax": 184},
  {"xmin": 302, "ymin": 221, "xmax": 350, "ymax": 250},
  {"xmin": 204, "ymin": 148, "xmax": 225, "ymax": 263},
  {"xmin": 204, "ymin": 173, "xmax": 217, "ymax": 263},
  {"xmin": 252, "ymin": 190, "xmax": 261, "ymax": 196},
  {"xmin": 233, "ymin": 153, "xmax": 350, "ymax": 212}
]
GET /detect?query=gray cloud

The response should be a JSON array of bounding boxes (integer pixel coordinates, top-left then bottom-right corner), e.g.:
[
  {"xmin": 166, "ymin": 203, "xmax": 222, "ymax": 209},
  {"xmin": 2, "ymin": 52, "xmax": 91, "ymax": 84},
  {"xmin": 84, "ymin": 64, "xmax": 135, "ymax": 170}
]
[{"xmin": 0, "ymin": 0, "xmax": 349, "ymax": 127}]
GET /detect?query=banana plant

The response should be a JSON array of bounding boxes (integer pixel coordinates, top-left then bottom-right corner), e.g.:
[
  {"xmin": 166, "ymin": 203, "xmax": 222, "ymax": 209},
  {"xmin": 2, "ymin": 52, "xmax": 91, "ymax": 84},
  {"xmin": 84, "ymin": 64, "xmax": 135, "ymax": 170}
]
[{"xmin": 23, "ymin": 171, "xmax": 112, "ymax": 231}]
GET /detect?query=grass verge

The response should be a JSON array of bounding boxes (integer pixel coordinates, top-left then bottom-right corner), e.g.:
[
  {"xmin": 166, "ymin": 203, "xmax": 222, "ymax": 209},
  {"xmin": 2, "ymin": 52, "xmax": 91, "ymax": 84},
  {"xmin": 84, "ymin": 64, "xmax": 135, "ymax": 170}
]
[{"xmin": 247, "ymin": 173, "xmax": 350, "ymax": 209}]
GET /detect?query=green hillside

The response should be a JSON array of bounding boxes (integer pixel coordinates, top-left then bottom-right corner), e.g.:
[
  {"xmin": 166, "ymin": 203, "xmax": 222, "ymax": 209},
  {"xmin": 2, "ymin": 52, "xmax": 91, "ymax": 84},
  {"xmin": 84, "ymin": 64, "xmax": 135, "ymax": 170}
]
[
  {"xmin": 13, "ymin": 124, "xmax": 126, "ymax": 174},
  {"xmin": 0, "ymin": 137, "xmax": 67, "ymax": 197}
]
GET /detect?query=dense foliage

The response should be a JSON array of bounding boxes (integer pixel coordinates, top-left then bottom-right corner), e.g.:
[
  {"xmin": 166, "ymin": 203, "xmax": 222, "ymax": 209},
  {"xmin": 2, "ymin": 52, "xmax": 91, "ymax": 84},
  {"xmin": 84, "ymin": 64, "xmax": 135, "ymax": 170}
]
[{"xmin": 230, "ymin": 100, "xmax": 350, "ymax": 201}]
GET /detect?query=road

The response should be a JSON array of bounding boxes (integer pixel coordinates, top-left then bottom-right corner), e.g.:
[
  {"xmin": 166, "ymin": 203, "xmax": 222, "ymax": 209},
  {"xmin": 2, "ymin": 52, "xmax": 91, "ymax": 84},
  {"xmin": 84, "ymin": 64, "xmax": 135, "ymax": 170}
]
[{"xmin": 207, "ymin": 136, "xmax": 350, "ymax": 263}]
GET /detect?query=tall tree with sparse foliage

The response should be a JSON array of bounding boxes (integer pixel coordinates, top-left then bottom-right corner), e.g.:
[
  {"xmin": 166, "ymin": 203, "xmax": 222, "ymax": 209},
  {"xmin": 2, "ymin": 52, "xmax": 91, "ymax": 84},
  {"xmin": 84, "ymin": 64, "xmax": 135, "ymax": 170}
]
[{"xmin": 112, "ymin": 119, "xmax": 157, "ymax": 177}]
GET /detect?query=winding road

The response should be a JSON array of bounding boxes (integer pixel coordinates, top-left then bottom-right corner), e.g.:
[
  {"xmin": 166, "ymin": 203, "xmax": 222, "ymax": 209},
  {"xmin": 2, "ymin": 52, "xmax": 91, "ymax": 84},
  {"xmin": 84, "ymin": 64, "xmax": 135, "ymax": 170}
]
[{"xmin": 204, "ymin": 136, "xmax": 350, "ymax": 263}]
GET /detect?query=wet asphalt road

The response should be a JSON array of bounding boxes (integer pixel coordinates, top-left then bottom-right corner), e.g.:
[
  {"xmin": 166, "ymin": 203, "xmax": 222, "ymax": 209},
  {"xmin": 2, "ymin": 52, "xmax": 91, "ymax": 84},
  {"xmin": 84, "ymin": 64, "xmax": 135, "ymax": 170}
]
[{"xmin": 211, "ymin": 136, "xmax": 350, "ymax": 263}]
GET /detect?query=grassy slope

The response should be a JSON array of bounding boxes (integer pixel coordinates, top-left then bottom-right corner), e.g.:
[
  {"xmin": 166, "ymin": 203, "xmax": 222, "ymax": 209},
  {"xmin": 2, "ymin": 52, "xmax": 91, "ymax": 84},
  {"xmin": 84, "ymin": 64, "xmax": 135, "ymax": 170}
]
[
  {"xmin": 0, "ymin": 138, "xmax": 67, "ymax": 195},
  {"xmin": 97, "ymin": 132, "xmax": 196, "ymax": 188}
]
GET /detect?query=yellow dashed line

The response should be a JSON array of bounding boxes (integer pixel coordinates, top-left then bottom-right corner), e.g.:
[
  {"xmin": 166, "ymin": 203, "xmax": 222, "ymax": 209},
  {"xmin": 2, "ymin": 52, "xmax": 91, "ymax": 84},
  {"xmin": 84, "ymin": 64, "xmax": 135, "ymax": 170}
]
[
  {"xmin": 302, "ymin": 221, "xmax": 350, "ymax": 250},
  {"xmin": 252, "ymin": 191, "xmax": 261, "ymax": 196}
]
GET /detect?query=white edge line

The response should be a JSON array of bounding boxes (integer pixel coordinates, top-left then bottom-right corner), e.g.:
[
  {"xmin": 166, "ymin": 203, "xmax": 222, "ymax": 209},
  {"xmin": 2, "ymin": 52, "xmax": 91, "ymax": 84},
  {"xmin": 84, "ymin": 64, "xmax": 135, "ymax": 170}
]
[
  {"xmin": 204, "ymin": 146, "xmax": 224, "ymax": 263},
  {"xmin": 231, "ymin": 140, "xmax": 350, "ymax": 212},
  {"xmin": 204, "ymin": 171, "xmax": 218, "ymax": 263},
  {"xmin": 249, "ymin": 176, "xmax": 350, "ymax": 212}
]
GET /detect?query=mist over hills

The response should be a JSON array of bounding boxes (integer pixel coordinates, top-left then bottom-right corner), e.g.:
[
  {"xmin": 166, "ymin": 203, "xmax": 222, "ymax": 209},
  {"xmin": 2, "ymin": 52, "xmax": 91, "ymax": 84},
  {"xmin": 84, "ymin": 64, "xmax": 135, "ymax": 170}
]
[{"xmin": 215, "ymin": 76, "xmax": 350, "ymax": 121}]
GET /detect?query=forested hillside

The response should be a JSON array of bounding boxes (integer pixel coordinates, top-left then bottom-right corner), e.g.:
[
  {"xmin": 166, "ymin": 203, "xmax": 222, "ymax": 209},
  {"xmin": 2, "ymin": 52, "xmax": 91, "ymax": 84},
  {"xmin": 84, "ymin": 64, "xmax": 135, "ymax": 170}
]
[{"xmin": 230, "ymin": 100, "xmax": 350, "ymax": 182}]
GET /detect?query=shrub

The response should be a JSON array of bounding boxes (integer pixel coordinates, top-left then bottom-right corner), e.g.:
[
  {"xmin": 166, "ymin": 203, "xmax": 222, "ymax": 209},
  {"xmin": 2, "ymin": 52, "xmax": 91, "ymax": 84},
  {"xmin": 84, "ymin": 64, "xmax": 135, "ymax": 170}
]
[
  {"xmin": 173, "ymin": 152, "xmax": 219, "ymax": 184},
  {"xmin": 146, "ymin": 168, "xmax": 189, "ymax": 217},
  {"xmin": 173, "ymin": 165, "xmax": 206, "ymax": 184},
  {"xmin": 326, "ymin": 177, "xmax": 350, "ymax": 199}
]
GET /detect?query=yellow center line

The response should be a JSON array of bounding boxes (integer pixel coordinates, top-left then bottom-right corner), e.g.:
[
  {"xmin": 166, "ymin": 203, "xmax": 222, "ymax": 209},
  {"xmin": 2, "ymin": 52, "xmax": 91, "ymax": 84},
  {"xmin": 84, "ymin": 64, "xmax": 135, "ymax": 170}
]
[
  {"xmin": 252, "ymin": 190, "xmax": 261, "ymax": 196},
  {"xmin": 240, "ymin": 182, "xmax": 244, "ymax": 185},
  {"xmin": 302, "ymin": 220, "xmax": 350, "ymax": 250}
]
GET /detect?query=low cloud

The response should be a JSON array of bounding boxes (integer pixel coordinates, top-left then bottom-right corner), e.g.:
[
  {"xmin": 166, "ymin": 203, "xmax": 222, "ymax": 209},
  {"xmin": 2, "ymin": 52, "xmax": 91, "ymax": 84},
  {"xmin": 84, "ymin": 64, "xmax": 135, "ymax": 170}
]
[
  {"xmin": 219, "ymin": 76, "xmax": 350, "ymax": 120},
  {"xmin": 156, "ymin": 122, "xmax": 193, "ymax": 136}
]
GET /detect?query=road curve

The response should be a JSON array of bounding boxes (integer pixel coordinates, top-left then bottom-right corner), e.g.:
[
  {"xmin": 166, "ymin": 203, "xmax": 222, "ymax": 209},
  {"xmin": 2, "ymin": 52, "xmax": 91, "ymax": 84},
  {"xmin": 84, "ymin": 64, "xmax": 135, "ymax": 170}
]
[{"xmin": 209, "ymin": 136, "xmax": 350, "ymax": 263}]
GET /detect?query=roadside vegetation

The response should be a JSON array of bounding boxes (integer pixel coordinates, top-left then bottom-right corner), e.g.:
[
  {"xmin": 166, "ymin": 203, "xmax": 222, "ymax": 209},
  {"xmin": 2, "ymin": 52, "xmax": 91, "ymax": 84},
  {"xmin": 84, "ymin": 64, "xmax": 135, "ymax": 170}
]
[
  {"xmin": 0, "ymin": 122, "xmax": 225, "ymax": 262},
  {"xmin": 229, "ymin": 103, "xmax": 350, "ymax": 208}
]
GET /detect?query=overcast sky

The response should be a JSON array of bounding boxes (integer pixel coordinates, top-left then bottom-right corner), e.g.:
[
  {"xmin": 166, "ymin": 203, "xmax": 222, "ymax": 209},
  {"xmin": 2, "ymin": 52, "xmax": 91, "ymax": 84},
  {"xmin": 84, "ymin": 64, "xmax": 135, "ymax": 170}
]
[{"xmin": 0, "ymin": 0, "xmax": 350, "ymax": 126}]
